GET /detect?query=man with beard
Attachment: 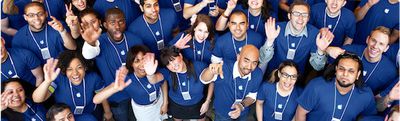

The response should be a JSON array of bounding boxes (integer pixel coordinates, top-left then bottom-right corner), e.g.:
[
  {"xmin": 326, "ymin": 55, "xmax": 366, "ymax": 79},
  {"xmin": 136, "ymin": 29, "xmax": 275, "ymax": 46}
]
[
  {"xmin": 211, "ymin": 10, "xmax": 263, "ymax": 63},
  {"xmin": 11, "ymin": 1, "xmax": 76, "ymax": 65},
  {"xmin": 81, "ymin": 8, "xmax": 143, "ymax": 121},
  {"xmin": 295, "ymin": 52, "xmax": 377, "ymax": 121},
  {"xmin": 200, "ymin": 45, "xmax": 263, "ymax": 120}
]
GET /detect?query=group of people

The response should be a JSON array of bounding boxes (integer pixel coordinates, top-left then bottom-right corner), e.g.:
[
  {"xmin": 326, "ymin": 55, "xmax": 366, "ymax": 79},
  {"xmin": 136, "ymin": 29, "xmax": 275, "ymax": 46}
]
[{"xmin": 0, "ymin": 0, "xmax": 399, "ymax": 121}]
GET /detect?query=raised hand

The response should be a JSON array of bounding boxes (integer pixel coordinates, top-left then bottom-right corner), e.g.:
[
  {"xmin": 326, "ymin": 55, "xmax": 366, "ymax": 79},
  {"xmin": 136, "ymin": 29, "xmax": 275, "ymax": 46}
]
[
  {"xmin": 48, "ymin": 16, "xmax": 65, "ymax": 32},
  {"xmin": 65, "ymin": 4, "xmax": 78, "ymax": 27},
  {"xmin": 80, "ymin": 21, "xmax": 102, "ymax": 46},
  {"xmin": 201, "ymin": 0, "xmax": 216, "ymax": 6},
  {"xmin": 226, "ymin": 0, "xmax": 238, "ymax": 10},
  {"xmin": 265, "ymin": 17, "xmax": 280, "ymax": 43},
  {"xmin": 143, "ymin": 53, "xmax": 158, "ymax": 76},
  {"xmin": 316, "ymin": 28, "xmax": 334, "ymax": 53},
  {"xmin": 113, "ymin": 66, "xmax": 131, "ymax": 92},
  {"xmin": 209, "ymin": 63, "xmax": 224, "ymax": 79},
  {"xmin": 43, "ymin": 58, "xmax": 61, "ymax": 82},
  {"xmin": 65, "ymin": 3, "xmax": 75, "ymax": 17},
  {"xmin": 174, "ymin": 34, "xmax": 192, "ymax": 49},
  {"xmin": 0, "ymin": 90, "xmax": 12, "ymax": 111},
  {"xmin": 209, "ymin": 6, "xmax": 219, "ymax": 17}
]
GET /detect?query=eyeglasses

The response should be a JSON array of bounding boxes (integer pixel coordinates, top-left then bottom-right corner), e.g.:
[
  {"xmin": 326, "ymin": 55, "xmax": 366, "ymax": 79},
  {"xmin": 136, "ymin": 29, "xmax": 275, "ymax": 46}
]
[
  {"xmin": 25, "ymin": 12, "xmax": 45, "ymax": 18},
  {"xmin": 291, "ymin": 11, "xmax": 309, "ymax": 18},
  {"xmin": 280, "ymin": 71, "xmax": 298, "ymax": 80}
]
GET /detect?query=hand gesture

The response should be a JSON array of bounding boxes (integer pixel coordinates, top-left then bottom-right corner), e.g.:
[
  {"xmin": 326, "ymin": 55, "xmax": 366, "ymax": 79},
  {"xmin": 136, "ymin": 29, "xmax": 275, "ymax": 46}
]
[
  {"xmin": 228, "ymin": 103, "xmax": 243, "ymax": 119},
  {"xmin": 80, "ymin": 21, "xmax": 102, "ymax": 45},
  {"xmin": 174, "ymin": 34, "xmax": 192, "ymax": 49},
  {"xmin": 316, "ymin": 28, "xmax": 334, "ymax": 53},
  {"xmin": 388, "ymin": 82, "xmax": 400, "ymax": 101},
  {"xmin": 326, "ymin": 47, "xmax": 345, "ymax": 59},
  {"xmin": 226, "ymin": 0, "xmax": 238, "ymax": 10},
  {"xmin": 209, "ymin": 63, "xmax": 224, "ymax": 79},
  {"xmin": 43, "ymin": 58, "xmax": 61, "ymax": 82},
  {"xmin": 200, "ymin": 100, "xmax": 210, "ymax": 115},
  {"xmin": 1, "ymin": 90, "xmax": 12, "ymax": 111},
  {"xmin": 48, "ymin": 16, "xmax": 65, "ymax": 32},
  {"xmin": 367, "ymin": 0, "xmax": 379, "ymax": 6},
  {"xmin": 112, "ymin": 66, "xmax": 131, "ymax": 92},
  {"xmin": 265, "ymin": 17, "xmax": 280, "ymax": 42},
  {"xmin": 190, "ymin": 14, "xmax": 198, "ymax": 25},
  {"xmin": 143, "ymin": 53, "xmax": 158, "ymax": 76},
  {"xmin": 209, "ymin": 6, "xmax": 220, "ymax": 17},
  {"xmin": 65, "ymin": 4, "xmax": 78, "ymax": 27}
]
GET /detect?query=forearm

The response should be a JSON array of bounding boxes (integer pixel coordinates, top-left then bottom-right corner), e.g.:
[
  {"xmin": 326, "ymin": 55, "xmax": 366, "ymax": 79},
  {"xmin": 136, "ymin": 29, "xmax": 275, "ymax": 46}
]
[
  {"xmin": 376, "ymin": 95, "xmax": 393, "ymax": 111},
  {"xmin": 1, "ymin": 18, "xmax": 17, "ymax": 36},
  {"xmin": 183, "ymin": 3, "xmax": 207, "ymax": 19},
  {"xmin": 161, "ymin": 81, "xmax": 168, "ymax": 105},
  {"xmin": 279, "ymin": 2, "xmax": 289, "ymax": 12},
  {"xmin": 389, "ymin": 30, "xmax": 399, "ymax": 44},
  {"xmin": 205, "ymin": 82, "xmax": 214, "ymax": 102},
  {"xmin": 200, "ymin": 68, "xmax": 217, "ymax": 83},
  {"xmin": 93, "ymin": 84, "xmax": 118, "ymax": 104},
  {"xmin": 215, "ymin": 9, "xmax": 233, "ymax": 31},
  {"xmin": 101, "ymin": 100, "xmax": 112, "ymax": 114},
  {"xmin": 241, "ymin": 97, "xmax": 255, "ymax": 107},
  {"xmin": 295, "ymin": 106, "xmax": 308, "ymax": 121},
  {"xmin": 355, "ymin": 5, "xmax": 372, "ymax": 22},
  {"xmin": 60, "ymin": 30, "xmax": 77, "ymax": 50},
  {"xmin": 256, "ymin": 101, "xmax": 264, "ymax": 121},
  {"xmin": 69, "ymin": 25, "xmax": 81, "ymax": 39},
  {"xmin": 32, "ymin": 80, "xmax": 52, "ymax": 103},
  {"xmin": 147, "ymin": 72, "xmax": 164, "ymax": 84}
]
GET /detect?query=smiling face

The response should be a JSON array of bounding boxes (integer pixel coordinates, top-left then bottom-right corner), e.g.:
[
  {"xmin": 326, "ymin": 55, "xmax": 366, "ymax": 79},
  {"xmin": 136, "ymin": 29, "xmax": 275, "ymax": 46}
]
[
  {"xmin": 141, "ymin": 0, "xmax": 160, "ymax": 23},
  {"xmin": 80, "ymin": 13, "xmax": 101, "ymax": 30},
  {"xmin": 278, "ymin": 66, "xmax": 298, "ymax": 91},
  {"xmin": 166, "ymin": 54, "xmax": 185, "ymax": 73},
  {"xmin": 228, "ymin": 13, "xmax": 248, "ymax": 40},
  {"xmin": 66, "ymin": 58, "xmax": 86, "ymax": 85},
  {"xmin": 326, "ymin": 0, "xmax": 346, "ymax": 15},
  {"xmin": 24, "ymin": 5, "xmax": 47, "ymax": 32},
  {"xmin": 335, "ymin": 58, "xmax": 361, "ymax": 88},
  {"xmin": 72, "ymin": 0, "xmax": 87, "ymax": 11},
  {"xmin": 288, "ymin": 5, "xmax": 309, "ymax": 33},
  {"xmin": 4, "ymin": 82, "xmax": 26, "ymax": 109},
  {"xmin": 248, "ymin": 0, "xmax": 263, "ymax": 9},
  {"xmin": 365, "ymin": 31, "xmax": 390, "ymax": 61},
  {"xmin": 194, "ymin": 22, "xmax": 209, "ymax": 43},
  {"xmin": 131, "ymin": 52, "xmax": 146, "ymax": 77}
]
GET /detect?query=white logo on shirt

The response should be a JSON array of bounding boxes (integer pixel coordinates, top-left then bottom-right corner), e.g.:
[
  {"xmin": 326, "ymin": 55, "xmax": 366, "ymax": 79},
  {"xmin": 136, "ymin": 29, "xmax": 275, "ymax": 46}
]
[
  {"xmin": 363, "ymin": 71, "xmax": 367, "ymax": 76},
  {"xmin": 238, "ymin": 85, "xmax": 243, "ymax": 90},
  {"xmin": 147, "ymin": 84, "xmax": 152, "ymax": 89},
  {"xmin": 8, "ymin": 70, "xmax": 12, "ymax": 75},
  {"xmin": 40, "ymin": 40, "xmax": 44, "ymax": 45},
  {"xmin": 291, "ymin": 43, "xmax": 295, "ymax": 48},
  {"xmin": 337, "ymin": 104, "xmax": 342, "ymax": 110},
  {"xmin": 182, "ymin": 82, "xmax": 186, "ymax": 86},
  {"xmin": 120, "ymin": 50, "xmax": 125, "ymax": 55},
  {"xmin": 384, "ymin": 9, "xmax": 389, "ymax": 14},
  {"xmin": 278, "ymin": 104, "xmax": 283, "ymax": 109},
  {"xmin": 328, "ymin": 25, "xmax": 332, "ymax": 29},
  {"xmin": 156, "ymin": 31, "xmax": 160, "ymax": 36},
  {"xmin": 250, "ymin": 25, "xmax": 255, "ymax": 29},
  {"xmin": 76, "ymin": 93, "xmax": 81, "ymax": 98}
]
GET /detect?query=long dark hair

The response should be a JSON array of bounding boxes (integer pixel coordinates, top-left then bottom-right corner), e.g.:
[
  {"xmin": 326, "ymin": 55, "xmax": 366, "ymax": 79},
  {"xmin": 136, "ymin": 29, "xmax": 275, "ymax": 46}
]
[
  {"xmin": 184, "ymin": 14, "xmax": 215, "ymax": 50},
  {"xmin": 242, "ymin": 0, "xmax": 273, "ymax": 21},
  {"xmin": 269, "ymin": 60, "xmax": 299, "ymax": 83},
  {"xmin": 159, "ymin": 46, "xmax": 196, "ymax": 91}
]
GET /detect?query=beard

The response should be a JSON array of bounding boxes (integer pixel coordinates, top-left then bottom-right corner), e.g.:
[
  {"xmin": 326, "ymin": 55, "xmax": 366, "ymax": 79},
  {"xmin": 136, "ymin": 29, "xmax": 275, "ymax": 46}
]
[{"xmin": 337, "ymin": 80, "xmax": 353, "ymax": 88}]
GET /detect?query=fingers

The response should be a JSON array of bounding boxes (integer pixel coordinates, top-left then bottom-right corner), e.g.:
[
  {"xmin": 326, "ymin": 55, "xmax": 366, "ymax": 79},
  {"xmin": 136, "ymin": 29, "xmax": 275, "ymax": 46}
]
[
  {"xmin": 218, "ymin": 65, "xmax": 224, "ymax": 79},
  {"xmin": 124, "ymin": 79, "xmax": 132, "ymax": 88}
]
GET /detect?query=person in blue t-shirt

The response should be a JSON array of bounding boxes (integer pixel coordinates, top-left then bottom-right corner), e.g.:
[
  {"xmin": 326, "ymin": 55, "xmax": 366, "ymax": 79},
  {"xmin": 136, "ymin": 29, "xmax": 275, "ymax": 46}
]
[
  {"xmin": 201, "ymin": 45, "xmax": 263, "ymax": 120},
  {"xmin": 128, "ymin": 0, "xmax": 179, "ymax": 57},
  {"xmin": 169, "ymin": 14, "xmax": 215, "ymax": 64},
  {"xmin": 326, "ymin": 26, "xmax": 397, "ymax": 95},
  {"xmin": 1, "ymin": 38, "xmax": 44, "ymax": 87},
  {"xmin": 310, "ymin": 0, "xmax": 356, "ymax": 46},
  {"xmin": 93, "ymin": 0, "xmax": 141, "ymax": 25},
  {"xmin": 93, "ymin": 45, "xmax": 168, "ymax": 121},
  {"xmin": 81, "ymin": 8, "xmax": 143, "ymax": 121},
  {"xmin": 212, "ymin": 10, "xmax": 264, "ymax": 63},
  {"xmin": 384, "ymin": 42, "xmax": 399, "ymax": 67},
  {"xmin": 279, "ymin": 0, "xmax": 316, "ymax": 21},
  {"xmin": 1, "ymin": 0, "xmax": 30, "ymax": 46},
  {"xmin": 295, "ymin": 53, "xmax": 377, "ymax": 121},
  {"xmin": 12, "ymin": 2, "xmax": 76, "ymax": 65},
  {"xmin": 256, "ymin": 60, "xmax": 303, "ymax": 121},
  {"xmin": 65, "ymin": 0, "xmax": 95, "ymax": 16},
  {"xmin": 1, "ymin": 79, "xmax": 47, "ymax": 121},
  {"xmin": 354, "ymin": 0, "xmax": 399, "ymax": 45},
  {"xmin": 159, "ymin": 46, "xmax": 214, "ymax": 120},
  {"xmin": 158, "ymin": 0, "xmax": 188, "ymax": 29},
  {"xmin": 46, "ymin": 103, "xmax": 76, "ymax": 121},
  {"xmin": 183, "ymin": 0, "xmax": 226, "ymax": 20},
  {"xmin": 32, "ymin": 51, "xmax": 110, "ymax": 121},
  {"xmin": 259, "ymin": 1, "xmax": 334, "ymax": 75}
]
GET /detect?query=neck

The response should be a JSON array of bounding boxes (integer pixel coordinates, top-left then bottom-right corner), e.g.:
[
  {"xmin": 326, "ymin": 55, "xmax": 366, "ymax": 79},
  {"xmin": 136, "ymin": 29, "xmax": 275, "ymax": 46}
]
[
  {"xmin": 71, "ymin": 80, "xmax": 83, "ymax": 86},
  {"xmin": 29, "ymin": 25, "xmax": 45, "ymax": 32},
  {"xmin": 107, "ymin": 33, "xmax": 124, "ymax": 43},
  {"xmin": 1, "ymin": 52, "xmax": 8, "ymax": 63},
  {"xmin": 144, "ymin": 16, "xmax": 158, "ymax": 24},
  {"xmin": 233, "ymin": 34, "xmax": 246, "ymax": 41},
  {"xmin": 364, "ymin": 49, "xmax": 382, "ymax": 63},
  {"xmin": 289, "ymin": 23, "xmax": 304, "ymax": 35},
  {"xmin": 179, "ymin": 62, "xmax": 188, "ymax": 73},
  {"xmin": 277, "ymin": 83, "xmax": 293, "ymax": 97},
  {"xmin": 326, "ymin": 8, "xmax": 340, "ymax": 18},
  {"xmin": 249, "ymin": 8, "xmax": 261, "ymax": 16},
  {"xmin": 12, "ymin": 103, "xmax": 28, "ymax": 113},
  {"xmin": 335, "ymin": 81, "xmax": 353, "ymax": 95}
]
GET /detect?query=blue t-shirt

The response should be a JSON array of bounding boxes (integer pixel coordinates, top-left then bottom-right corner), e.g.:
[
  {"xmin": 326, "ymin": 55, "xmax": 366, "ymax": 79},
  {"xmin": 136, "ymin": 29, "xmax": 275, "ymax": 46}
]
[
  {"xmin": 159, "ymin": 0, "xmax": 189, "ymax": 30},
  {"xmin": 1, "ymin": 48, "xmax": 41, "ymax": 86},
  {"xmin": 52, "ymin": 72, "xmax": 104, "ymax": 119},
  {"xmin": 384, "ymin": 42, "xmax": 399, "ymax": 67},
  {"xmin": 123, "ymin": 73, "xmax": 164, "ymax": 105},
  {"xmin": 128, "ymin": 9, "xmax": 178, "ymax": 56},
  {"xmin": 93, "ymin": 0, "xmax": 141, "ymax": 25},
  {"xmin": 42, "ymin": 0, "xmax": 66, "ymax": 21},
  {"xmin": 22, "ymin": 100, "xmax": 47, "ymax": 121},
  {"xmin": 184, "ymin": 0, "xmax": 228, "ymax": 21},
  {"xmin": 342, "ymin": 45, "xmax": 397, "ymax": 95},
  {"xmin": 380, "ymin": 77, "xmax": 399, "ymax": 97},
  {"xmin": 354, "ymin": 0, "xmax": 399, "ymax": 45},
  {"xmin": 1, "ymin": 0, "xmax": 29, "ymax": 45},
  {"xmin": 213, "ymin": 30, "xmax": 263, "ymax": 62},
  {"xmin": 257, "ymin": 82, "xmax": 303, "ymax": 121},
  {"xmin": 310, "ymin": 3, "xmax": 356, "ymax": 47},
  {"xmin": 297, "ymin": 77, "xmax": 377, "ymax": 121},
  {"xmin": 267, "ymin": 22, "xmax": 319, "ymax": 74},
  {"xmin": 12, "ymin": 25, "xmax": 65, "ymax": 65},
  {"xmin": 160, "ymin": 61, "xmax": 207, "ymax": 106},
  {"xmin": 212, "ymin": 61, "xmax": 263, "ymax": 118},
  {"xmin": 168, "ymin": 32, "xmax": 213, "ymax": 64},
  {"xmin": 94, "ymin": 32, "xmax": 143, "ymax": 103}
]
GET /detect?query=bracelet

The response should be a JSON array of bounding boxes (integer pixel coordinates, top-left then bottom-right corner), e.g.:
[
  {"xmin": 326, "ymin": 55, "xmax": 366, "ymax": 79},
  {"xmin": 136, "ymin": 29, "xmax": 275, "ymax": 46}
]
[{"xmin": 221, "ymin": 13, "xmax": 229, "ymax": 18}]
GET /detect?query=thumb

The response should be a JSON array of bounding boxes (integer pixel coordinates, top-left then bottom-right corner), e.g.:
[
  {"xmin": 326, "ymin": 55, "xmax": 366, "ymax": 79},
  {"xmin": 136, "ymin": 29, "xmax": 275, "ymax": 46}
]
[{"xmin": 50, "ymin": 16, "xmax": 57, "ymax": 21}]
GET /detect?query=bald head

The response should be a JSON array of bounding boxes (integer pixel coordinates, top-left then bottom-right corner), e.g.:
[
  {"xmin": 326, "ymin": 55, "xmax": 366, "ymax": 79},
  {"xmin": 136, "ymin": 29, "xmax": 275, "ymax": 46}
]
[
  {"xmin": 239, "ymin": 45, "xmax": 259, "ymax": 59},
  {"xmin": 237, "ymin": 45, "xmax": 259, "ymax": 76}
]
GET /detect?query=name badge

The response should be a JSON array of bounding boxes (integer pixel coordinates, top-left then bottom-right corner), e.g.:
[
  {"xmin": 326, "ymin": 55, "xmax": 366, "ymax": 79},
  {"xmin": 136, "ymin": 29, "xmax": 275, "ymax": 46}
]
[
  {"xmin": 274, "ymin": 112, "xmax": 283, "ymax": 120},
  {"xmin": 122, "ymin": 63, "xmax": 126, "ymax": 66},
  {"xmin": 74, "ymin": 106, "xmax": 85, "ymax": 114},
  {"xmin": 286, "ymin": 49, "xmax": 296, "ymax": 60},
  {"xmin": 149, "ymin": 91, "xmax": 157, "ymax": 102},
  {"xmin": 331, "ymin": 117, "xmax": 341, "ymax": 121},
  {"xmin": 40, "ymin": 48, "xmax": 51, "ymax": 60},
  {"xmin": 182, "ymin": 91, "xmax": 191, "ymax": 100},
  {"xmin": 173, "ymin": 2, "xmax": 182, "ymax": 12},
  {"xmin": 157, "ymin": 39, "xmax": 165, "ymax": 50}
]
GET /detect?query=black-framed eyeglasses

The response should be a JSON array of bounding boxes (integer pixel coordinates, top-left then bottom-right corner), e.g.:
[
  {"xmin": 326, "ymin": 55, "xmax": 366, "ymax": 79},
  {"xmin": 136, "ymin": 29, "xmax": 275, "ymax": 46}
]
[
  {"xmin": 25, "ymin": 12, "xmax": 45, "ymax": 18},
  {"xmin": 280, "ymin": 71, "xmax": 298, "ymax": 80},
  {"xmin": 291, "ymin": 11, "xmax": 309, "ymax": 18}
]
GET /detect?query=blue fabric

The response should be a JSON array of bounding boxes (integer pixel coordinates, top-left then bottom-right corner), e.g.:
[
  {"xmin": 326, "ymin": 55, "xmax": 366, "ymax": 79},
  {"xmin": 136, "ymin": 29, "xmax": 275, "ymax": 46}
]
[
  {"xmin": 213, "ymin": 30, "xmax": 263, "ymax": 62},
  {"xmin": 43, "ymin": 0, "xmax": 66, "ymax": 21},
  {"xmin": 384, "ymin": 42, "xmax": 399, "ymax": 67},
  {"xmin": 53, "ymin": 72, "xmax": 104, "ymax": 118},
  {"xmin": 1, "ymin": 0, "xmax": 29, "ymax": 45},
  {"xmin": 379, "ymin": 77, "xmax": 399, "ymax": 97},
  {"xmin": 159, "ymin": 0, "xmax": 189, "ymax": 30},
  {"xmin": 109, "ymin": 99, "xmax": 134, "ymax": 121},
  {"xmin": 1, "ymin": 48, "xmax": 41, "ymax": 86},
  {"xmin": 354, "ymin": 0, "xmax": 399, "ymax": 44},
  {"xmin": 168, "ymin": 32, "xmax": 213, "ymax": 64},
  {"xmin": 93, "ymin": 0, "xmax": 141, "ymax": 25},
  {"xmin": 11, "ymin": 25, "xmax": 65, "ymax": 65},
  {"xmin": 257, "ymin": 82, "xmax": 303, "ymax": 121},
  {"xmin": 123, "ymin": 73, "xmax": 164, "ymax": 105},
  {"xmin": 297, "ymin": 77, "xmax": 377, "ymax": 121},
  {"xmin": 310, "ymin": 3, "xmax": 356, "ymax": 47},
  {"xmin": 23, "ymin": 100, "xmax": 47, "ymax": 121}
]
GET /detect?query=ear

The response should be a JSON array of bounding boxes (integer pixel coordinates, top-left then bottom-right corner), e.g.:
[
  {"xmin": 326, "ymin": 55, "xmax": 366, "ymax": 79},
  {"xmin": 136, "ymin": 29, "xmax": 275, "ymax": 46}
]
[
  {"xmin": 356, "ymin": 70, "xmax": 361, "ymax": 80},
  {"xmin": 236, "ymin": 54, "xmax": 240, "ymax": 61},
  {"xmin": 365, "ymin": 36, "xmax": 370, "ymax": 44},
  {"xmin": 23, "ymin": 14, "xmax": 28, "ymax": 21},
  {"xmin": 103, "ymin": 21, "xmax": 108, "ymax": 29},
  {"xmin": 287, "ymin": 13, "xmax": 291, "ymax": 20}
]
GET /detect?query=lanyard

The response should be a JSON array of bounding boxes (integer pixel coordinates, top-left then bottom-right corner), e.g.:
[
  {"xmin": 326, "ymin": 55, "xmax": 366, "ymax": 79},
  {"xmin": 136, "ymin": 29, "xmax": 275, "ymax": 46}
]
[
  {"xmin": 332, "ymin": 81, "xmax": 354, "ymax": 120},
  {"xmin": 143, "ymin": 15, "xmax": 164, "ymax": 43},
  {"xmin": 133, "ymin": 74, "xmax": 157, "ymax": 95},
  {"xmin": 26, "ymin": 104, "xmax": 44, "ymax": 121},
  {"xmin": 231, "ymin": 34, "xmax": 248, "ymax": 55},
  {"xmin": 361, "ymin": 50, "xmax": 381, "ymax": 83},
  {"xmin": 106, "ymin": 34, "xmax": 128, "ymax": 65},
  {"xmin": 29, "ymin": 25, "xmax": 48, "ymax": 50},
  {"xmin": 176, "ymin": 73, "xmax": 190, "ymax": 93},
  {"xmin": 192, "ymin": 38, "xmax": 206, "ymax": 61},
  {"xmin": 68, "ymin": 79, "xmax": 86, "ymax": 107},
  {"xmin": 272, "ymin": 83, "xmax": 291, "ymax": 116},
  {"xmin": 1, "ymin": 52, "xmax": 18, "ymax": 79},
  {"xmin": 286, "ymin": 35, "xmax": 303, "ymax": 50},
  {"xmin": 247, "ymin": 9, "xmax": 262, "ymax": 32},
  {"xmin": 44, "ymin": 0, "xmax": 52, "ymax": 17},
  {"xmin": 233, "ymin": 77, "xmax": 250, "ymax": 101},
  {"xmin": 324, "ymin": 7, "xmax": 341, "ymax": 33}
]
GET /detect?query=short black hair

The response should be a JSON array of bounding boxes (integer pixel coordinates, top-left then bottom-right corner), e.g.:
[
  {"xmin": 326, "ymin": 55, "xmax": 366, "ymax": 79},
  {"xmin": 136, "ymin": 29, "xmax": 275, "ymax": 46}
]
[
  {"xmin": 46, "ymin": 103, "xmax": 72, "ymax": 121},
  {"xmin": 57, "ymin": 50, "xmax": 87, "ymax": 75},
  {"xmin": 24, "ymin": 1, "xmax": 45, "ymax": 14}
]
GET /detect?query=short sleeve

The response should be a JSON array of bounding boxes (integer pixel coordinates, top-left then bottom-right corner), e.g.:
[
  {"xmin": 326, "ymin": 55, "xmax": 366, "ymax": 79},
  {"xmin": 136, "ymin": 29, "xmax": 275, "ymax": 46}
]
[
  {"xmin": 257, "ymin": 83, "xmax": 268, "ymax": 101},
  {"xmin": 361, "ymin": 92, "xmax": 378, "ymax": 116},
  {"xmin": 184, "ymin": 0, "xmax": 196, "ymax": 5},
  {"xmin": 296, "ymin": 80, "xmax": 319, "ymax": 111},
  {"xmin": 20, "ymin": 49, "xmax": 41, "ymax": 70},
  {"xmin": 93, "ymin": 73, "xmax": 105, "ymax": 92}
]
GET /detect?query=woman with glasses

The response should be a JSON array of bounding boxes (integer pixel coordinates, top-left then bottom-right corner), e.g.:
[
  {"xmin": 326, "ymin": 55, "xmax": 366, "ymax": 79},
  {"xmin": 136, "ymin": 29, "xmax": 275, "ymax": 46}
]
[{"xmin": 256, "ymin": 60, "xmax": 303, "ymax": 121}]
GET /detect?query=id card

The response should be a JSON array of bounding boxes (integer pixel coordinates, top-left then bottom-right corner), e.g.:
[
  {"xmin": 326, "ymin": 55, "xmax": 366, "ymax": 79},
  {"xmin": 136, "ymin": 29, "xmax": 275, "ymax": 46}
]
[
  {"xmin": 182, "ymin": 91, "xmax": 191, "ymax": 100},
  {"xmin": 157, "ymin": 39, "xmax": 164, "ymax": 50},
  {"xmin": 40, "ymin": 48, "xmax": 51, "ymax": 60},
  {"xmin": 286, "ymin": 49, "xmax": 296, "ymax": 60},
  {"xmin": 331, "ymin": 117, "xmax": 341, "ymax": 121},
  {"xmin": 74, "ymin": 106, "xmax": 84, "ymax": 114},
  {"xmin": 274, "ymin": 112, "xmax": 283, "ymax": 120},
  {"xmin": 149, "ymin": 91, "xmax": 157, "ymax": 102},
  {"xmin": 173, "ymin": 2, "xmax": 182, "ymax": 12}
]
